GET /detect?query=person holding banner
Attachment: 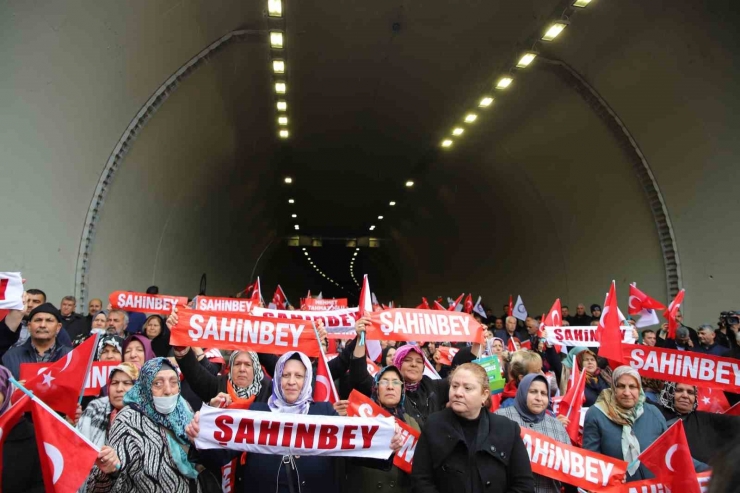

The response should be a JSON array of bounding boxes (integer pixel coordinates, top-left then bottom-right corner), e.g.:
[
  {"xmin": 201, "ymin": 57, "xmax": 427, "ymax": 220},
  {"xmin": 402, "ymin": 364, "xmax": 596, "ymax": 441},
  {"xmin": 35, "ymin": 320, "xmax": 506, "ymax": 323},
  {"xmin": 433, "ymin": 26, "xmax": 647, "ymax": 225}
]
[
  {"xmin": 411, "ymin": 363, "xmax": 534, "ymax": 493},
  {"xmin": 496, "ymin": 373, "xmax": 571, "ymax": 493},
  {"xmin": 190, "ymin": 351, "xmax": 346, "ymax": 493},
  {"xmin": 657, "ymin": 381, "xmax": 740, "ymax": 464},
  {"xmin": 86, "ymin": 357, "xmax": 219, "ymax": 492},
  {"xmin": 346, "ymin": 365, "xmax": 420, "ymax": 493},
  {"xmin": 582, "ymin": 366, "xmax": 668, "ymax": 482}
]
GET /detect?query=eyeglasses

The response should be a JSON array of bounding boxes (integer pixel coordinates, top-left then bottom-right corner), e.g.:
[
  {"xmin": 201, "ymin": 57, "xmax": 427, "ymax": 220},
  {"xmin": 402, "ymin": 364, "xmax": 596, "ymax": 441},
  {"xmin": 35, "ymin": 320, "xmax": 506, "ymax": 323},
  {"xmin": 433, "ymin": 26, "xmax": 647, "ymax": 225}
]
[{"xmin": 378, "ymin": 380, "xmax": 403, "ymax": 388}]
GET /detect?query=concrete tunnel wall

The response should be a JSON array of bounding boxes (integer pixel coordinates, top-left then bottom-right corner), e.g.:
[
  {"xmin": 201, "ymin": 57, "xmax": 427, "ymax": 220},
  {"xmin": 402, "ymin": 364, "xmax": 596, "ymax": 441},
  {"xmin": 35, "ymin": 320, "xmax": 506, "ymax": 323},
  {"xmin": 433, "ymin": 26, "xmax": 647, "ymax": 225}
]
[{"xmin": 1, "ymin": 0, "xmax": 738, "ymax": 324}]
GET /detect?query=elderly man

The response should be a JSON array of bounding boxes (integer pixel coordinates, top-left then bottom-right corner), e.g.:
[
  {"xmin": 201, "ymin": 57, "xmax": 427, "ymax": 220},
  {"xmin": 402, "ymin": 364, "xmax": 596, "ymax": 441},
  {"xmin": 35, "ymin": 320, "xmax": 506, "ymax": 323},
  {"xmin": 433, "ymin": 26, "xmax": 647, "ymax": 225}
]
[
  {"xmin": 494, "ymin": 315, "xmax": 527, "ymax": 346},
  {"xmin": 107, "ymin": 310, "xmax": 129, "ymax": 337},
  {"xmin": 2, "ymin": 303, "xmax": 73, "ymax": 378},
  {"xmin": 571, "ymin": 304, "xmax": 592, "ymax": 326},
  {"xmin": 0, "ymin": 289, "xmax": 71, "ymax": 358}
]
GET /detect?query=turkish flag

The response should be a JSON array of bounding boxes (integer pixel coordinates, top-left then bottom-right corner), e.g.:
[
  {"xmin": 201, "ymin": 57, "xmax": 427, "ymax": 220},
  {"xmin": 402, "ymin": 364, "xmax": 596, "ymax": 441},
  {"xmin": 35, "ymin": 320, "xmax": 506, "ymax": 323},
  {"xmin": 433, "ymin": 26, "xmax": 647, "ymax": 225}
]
[
  {"xmin": 448, "ymin": 293, "xmax": 464, "ymax": 312},
  {"xmin": 628, "ymin": 284, "xmax": 666, "ymax": 314},
  {"xmin": 313, "ymin": 350, "xmax": 338, "ymax": 404},
  {"xmin": 697, "ymin": 386, "xmax": 731, "ymax": 413},
  {"xmin": 416, "ymin": 297, "xmax": 430, "ymax": 310},
  {"xmin": 31, "ymin": 398, "xmax": 99, "ymax": 493},
  {"xmin": 272, "ymin": 284, "xmax": 288, "ymax": 310},
  {"xmin": 637, "ymin": 420, "xmax": 700, "ymax": 493},
  {"xmin": 250, "ymin": 277, "xmax": 262, "ymax": 305},
  {"xmin": 543, "ymin": 299, "xmax": 562, "ymax": 327},
  {"xmin": 558, "ymin": 357, "xmax": 586, "ymax": 445},
  {"xmin": 0, "ymin": 394, "xmax": 32, "ymax": 479},
  {"xmin": 662, "ymin": 289, "xmax": 685, "ymax": 339},
  {"xmin": 358, "ymin": 275, "xmax": 372, "ymax": 317},
  {"xmin": 432, "ymin": 300, "xmax": 446, "ymax": 311},
  {"xmin": 463, "ymin": 294, "xmax": 473, "ymax": 314},
  {"xmin": 507, "ymin": 337, "xmax": 518, "ymax": 352},
  {"xmin": 436, "ymin": 346, "xmax": 459, "ymax": 366},
  {"xmin": 508, "ymin": 294, "xmax": 513, "ymax": 317},
  {"xmin": 17, "ymin": 334, "xmax": 97, "ymax": 416},
  {"xmin": 596, "ymin": 282, "xmax": 624, "ymax": 367}
]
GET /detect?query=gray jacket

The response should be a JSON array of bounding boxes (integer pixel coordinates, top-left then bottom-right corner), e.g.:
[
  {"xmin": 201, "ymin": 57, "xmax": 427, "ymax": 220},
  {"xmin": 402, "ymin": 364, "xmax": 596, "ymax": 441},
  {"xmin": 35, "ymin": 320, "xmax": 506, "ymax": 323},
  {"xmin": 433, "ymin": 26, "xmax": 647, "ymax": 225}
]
[{"xmin": 582, "ymin": 403, "xmax": 666, "ymax": 481}]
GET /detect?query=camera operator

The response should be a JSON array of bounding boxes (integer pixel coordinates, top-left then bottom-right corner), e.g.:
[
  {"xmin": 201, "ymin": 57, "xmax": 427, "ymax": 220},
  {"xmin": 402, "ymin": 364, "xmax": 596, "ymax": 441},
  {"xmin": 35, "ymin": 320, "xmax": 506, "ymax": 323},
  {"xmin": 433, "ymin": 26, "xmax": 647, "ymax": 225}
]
[{"xmin": 716, "ymin": 311, "xmax": 740, "ymax": 350}]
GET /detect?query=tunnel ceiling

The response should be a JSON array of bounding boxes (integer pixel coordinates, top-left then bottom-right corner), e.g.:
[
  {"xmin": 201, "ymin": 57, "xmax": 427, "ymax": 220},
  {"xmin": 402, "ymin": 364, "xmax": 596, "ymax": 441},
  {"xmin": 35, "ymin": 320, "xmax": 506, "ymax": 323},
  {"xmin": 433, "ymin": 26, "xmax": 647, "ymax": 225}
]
[{"xmin": 2, "ymin": 1, "xmax": 739, "ymax": 320}]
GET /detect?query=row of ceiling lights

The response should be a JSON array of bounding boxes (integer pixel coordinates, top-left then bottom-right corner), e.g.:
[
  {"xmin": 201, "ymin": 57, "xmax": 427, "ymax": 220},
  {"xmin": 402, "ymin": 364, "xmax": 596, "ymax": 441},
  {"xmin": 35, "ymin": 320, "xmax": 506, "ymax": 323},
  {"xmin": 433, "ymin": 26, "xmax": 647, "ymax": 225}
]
[
  {"xmin": 268, "ymin": 0, "xmax": 290, "ymax": 139},
  {"xmin": 301, "ymin": 247, "xmax": 350, "ymax": 292},
  {"xmin": 438, "ymin": 0, "xmax": 594, "ymax": 149}
]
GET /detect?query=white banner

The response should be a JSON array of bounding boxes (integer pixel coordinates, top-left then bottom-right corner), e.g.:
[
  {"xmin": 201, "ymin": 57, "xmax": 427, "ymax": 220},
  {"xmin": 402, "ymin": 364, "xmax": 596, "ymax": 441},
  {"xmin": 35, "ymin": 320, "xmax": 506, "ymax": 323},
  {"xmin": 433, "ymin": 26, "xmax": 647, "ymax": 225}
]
[
  {"xmin": 0, "ymin": 272, "xmax": 24, "ymax": 310},
  {"xmin": 196, "ymin": 405, "xmax": 395, "ymax": 459},
  {"xmin": 252, "ymin": 306, "xmax": 359, "ymax": 337},
  {"xmin": 543, "ymin": 326, "xmax": 635, "ymax": 347}
]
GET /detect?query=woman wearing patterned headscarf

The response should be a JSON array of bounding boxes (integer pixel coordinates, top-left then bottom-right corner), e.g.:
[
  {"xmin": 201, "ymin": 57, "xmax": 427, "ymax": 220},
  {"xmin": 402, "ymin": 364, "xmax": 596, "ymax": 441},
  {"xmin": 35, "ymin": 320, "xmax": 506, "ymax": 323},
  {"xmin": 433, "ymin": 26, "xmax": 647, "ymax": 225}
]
[
  {"xmin": 657, "ymin": 381, "xmax": 740, "ymax": 464},
  {"xmin": 582, "ymin": 366, "xmax": 668, "ymax": 482},
  {"xmin": 86, "ymin": 357, "xmax": 218, "ymax": 492},
  {"xmin": 496, "ymin": 373, "xmax": 571, "ymax": 493},
  {"xmin": 174, "ymin": 347, "xmax": 272, "ymax": 408}
]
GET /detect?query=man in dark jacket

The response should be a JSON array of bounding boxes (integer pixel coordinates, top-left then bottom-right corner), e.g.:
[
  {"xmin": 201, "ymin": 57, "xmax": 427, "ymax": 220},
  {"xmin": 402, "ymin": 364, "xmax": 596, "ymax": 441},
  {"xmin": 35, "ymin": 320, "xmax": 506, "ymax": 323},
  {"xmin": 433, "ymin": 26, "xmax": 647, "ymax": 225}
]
[
  {"xmin": 2, "ymin": 303, "xmax": 73, "ymax": 378},
  {"xmin": 494, "ymin": 316, "xmax": 527, "ymax": 346},
  {"xmin": 570, "ymin": 304, "xmax": 592, "ymax": 326},
  {"xmin": 694, "ymin": 324, "xmax": 731, "ymax": 357},
  {"xmin": 0, "ymin": 289, "xmax": 72, "ymax": 359}
]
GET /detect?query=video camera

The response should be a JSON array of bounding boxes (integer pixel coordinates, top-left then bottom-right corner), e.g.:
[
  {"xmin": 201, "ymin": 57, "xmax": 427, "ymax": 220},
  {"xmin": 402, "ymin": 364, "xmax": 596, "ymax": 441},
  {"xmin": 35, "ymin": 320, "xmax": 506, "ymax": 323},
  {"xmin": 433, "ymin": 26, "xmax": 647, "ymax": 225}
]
[{"xmin": 719, "ymin": 311, "xmax": 740, "ymax": 328}]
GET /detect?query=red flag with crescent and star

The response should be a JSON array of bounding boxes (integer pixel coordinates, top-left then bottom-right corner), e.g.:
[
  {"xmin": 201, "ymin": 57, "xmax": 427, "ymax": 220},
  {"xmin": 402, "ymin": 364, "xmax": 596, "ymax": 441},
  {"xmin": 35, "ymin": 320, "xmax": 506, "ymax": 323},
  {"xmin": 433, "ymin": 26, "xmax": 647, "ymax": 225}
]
[
  {"xmin": 463, "ymin": 294, "xmax": 474, "ymax": 314},
  {"xmin": 628, "ymin": 284, "xmax": 666, "ymax": 314},
  {"xmin": 0, "ymin": 394, "xmax": 31, "ymax": 479},
  {"xmin": 416, "ymin": 297, "xmax": 430, "ymax": 310},
  {"xmin": 31, "ymin": 396, "xmax": 99, "ymax": 493},
  {"xmin": 636, "ymin": 420, "xmax": 700, "ymax": 493},
  {"xmin": 596, "ymin": 282, "xmax": 624, "ymax": 367},
  {"xmin": 16, "ymin": 334, "xmax": 98, "ymax": 417},
  {"xmin": 662, "ymin": 289, "xmax": 685, "ymax": 339},
  {"xmin": 312, "ymin": 349, "xmax": 338, "ymax": 404}
]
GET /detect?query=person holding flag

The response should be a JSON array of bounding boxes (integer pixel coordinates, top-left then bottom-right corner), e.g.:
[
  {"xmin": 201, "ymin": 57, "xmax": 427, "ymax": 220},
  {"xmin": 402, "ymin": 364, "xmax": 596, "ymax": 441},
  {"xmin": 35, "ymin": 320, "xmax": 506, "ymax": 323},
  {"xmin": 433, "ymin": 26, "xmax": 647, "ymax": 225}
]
[
  {"xmin": 86, "ymin": 357, "xmax": 219, "ymax": 492},
  {"xmin": 496, "ymin": 373, "xmax": 571, "ymax": 493},
  {"xmin": 576, "ymin": 349, "xmax": 609, "ymax": 407},
  {"xmin": 582, "ymin": 366, "xmax": 668, "ymax": 482}
]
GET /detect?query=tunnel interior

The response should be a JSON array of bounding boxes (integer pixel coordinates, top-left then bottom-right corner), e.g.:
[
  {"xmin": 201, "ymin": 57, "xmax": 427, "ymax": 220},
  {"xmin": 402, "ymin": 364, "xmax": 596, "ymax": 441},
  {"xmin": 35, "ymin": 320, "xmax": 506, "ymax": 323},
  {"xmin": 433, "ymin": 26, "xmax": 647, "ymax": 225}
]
[{"xmin": 2, "ymin": 0, "xmax": 739, "ymax": 321}]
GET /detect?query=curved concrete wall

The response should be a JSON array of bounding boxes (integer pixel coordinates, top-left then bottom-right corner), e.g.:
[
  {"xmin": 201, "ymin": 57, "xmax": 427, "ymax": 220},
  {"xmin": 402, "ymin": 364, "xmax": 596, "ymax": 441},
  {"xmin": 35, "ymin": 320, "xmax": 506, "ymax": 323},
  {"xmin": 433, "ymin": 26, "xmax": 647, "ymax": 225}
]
[{"xmin": 1, "ymin": 0, "xmax": 737, "ymax": 325}]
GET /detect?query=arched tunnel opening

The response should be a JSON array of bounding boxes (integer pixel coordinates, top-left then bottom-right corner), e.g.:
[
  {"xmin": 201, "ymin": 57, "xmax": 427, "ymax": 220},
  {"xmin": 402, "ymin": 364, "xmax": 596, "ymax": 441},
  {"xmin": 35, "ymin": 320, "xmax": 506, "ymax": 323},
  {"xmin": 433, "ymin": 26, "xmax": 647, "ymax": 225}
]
[{"xmin": 2, "ymin": 0, "xmax": 739, "ymax": 322}]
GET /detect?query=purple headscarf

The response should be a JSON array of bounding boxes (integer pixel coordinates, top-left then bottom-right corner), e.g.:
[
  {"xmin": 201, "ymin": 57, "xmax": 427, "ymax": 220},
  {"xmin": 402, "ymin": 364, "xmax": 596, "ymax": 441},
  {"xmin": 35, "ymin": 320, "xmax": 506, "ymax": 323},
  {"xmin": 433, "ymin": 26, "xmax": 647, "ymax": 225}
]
[
  {"xmin": 122, "ymin": 334, "xmax": 156, "ymax": 366},
  {"xmin": 392, "ymin": 345, "xmax": 426, "ymax": 392},
  {"xmin": 0, "ymin": 365, "xmax": 12, "ymax": 415},
  {"xmin": 268, "ymin": 351, "xmax": 314, "ymax": 414}
]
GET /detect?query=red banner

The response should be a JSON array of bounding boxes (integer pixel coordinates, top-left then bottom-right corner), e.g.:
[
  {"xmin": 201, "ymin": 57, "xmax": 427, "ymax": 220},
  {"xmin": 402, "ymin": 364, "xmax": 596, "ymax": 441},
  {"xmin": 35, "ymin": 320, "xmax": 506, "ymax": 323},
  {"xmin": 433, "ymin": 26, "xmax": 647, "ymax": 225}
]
[
  {"xmin": 302, "ymin": 298, "xmax": 349, "ymax": 311},
  {"xmin": 346, "ymin": 390, "xmax": 419, "ymax": 474},
  {"xmin": 109, "ymin": 291, "xmax": 187, "ymax": 315},
  {"xmin": 195, "ymin": 296, "xmax": 255, "ymax": 314},
  {"xmin": 520, "ymin": 427, "xmax": 627, "ymax": 491},
  {"xmin": 623, "ymin": 344, "xmax": 740, "ymax": 393},
  {"xmin": 20, "ymin": 361, "xmax": 119, "ymax": 396},
  {"xmin": 170, "ymin": 307, "xmax": 321, "ymax": 357},
  {"xmin": 367, "ymin": 309, "xmax": 484, "ymax": 343},
  {"xmin": 604, "ymin": 471, "xmax": 711, "ymax": 493}
]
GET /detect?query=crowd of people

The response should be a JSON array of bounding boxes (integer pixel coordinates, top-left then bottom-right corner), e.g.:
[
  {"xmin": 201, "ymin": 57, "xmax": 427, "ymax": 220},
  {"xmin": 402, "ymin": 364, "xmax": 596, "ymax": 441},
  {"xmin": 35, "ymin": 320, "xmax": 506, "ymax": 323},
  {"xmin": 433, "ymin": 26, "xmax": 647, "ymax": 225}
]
[{"xmin": 1, "ymin": 284, "xmax": 740, "ymax": 493}]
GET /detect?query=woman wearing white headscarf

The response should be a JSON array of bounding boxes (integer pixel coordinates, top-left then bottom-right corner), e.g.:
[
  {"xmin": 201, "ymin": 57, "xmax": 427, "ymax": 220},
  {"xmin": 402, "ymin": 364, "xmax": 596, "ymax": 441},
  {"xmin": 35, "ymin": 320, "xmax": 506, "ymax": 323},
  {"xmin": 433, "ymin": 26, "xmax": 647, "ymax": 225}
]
[{"xmin": 582, "ymin": 366, "xmax": 666, "ymax": 482}]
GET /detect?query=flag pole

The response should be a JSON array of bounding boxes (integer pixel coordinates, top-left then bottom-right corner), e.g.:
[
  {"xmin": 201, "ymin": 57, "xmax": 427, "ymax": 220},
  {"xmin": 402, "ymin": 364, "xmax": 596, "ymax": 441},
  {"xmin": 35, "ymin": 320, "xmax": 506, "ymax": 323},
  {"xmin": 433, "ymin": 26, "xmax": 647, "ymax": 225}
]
[
  {"xmin": 79, "ymin": 332, "xmax": 101, "ymax": 405},
  {"xmin": 311, "ymin": 321, "xmax": 339, "ymax": 402},
  {"xmin": 9, "ymin": 377, "xmax": 101, "ymax": 452}
]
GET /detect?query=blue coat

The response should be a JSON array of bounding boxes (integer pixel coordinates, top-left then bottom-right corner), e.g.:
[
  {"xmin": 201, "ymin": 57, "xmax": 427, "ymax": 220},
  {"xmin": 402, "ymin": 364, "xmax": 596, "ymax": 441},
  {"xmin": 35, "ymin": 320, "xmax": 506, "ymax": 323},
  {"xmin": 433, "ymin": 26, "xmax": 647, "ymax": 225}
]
[
  {"xmin": 582, "ymin": 403, "xmax": 667, "ymax": 481},
  {"xmin": 200, "ymin": 402, "xmax": 341, "ymax": 493}
]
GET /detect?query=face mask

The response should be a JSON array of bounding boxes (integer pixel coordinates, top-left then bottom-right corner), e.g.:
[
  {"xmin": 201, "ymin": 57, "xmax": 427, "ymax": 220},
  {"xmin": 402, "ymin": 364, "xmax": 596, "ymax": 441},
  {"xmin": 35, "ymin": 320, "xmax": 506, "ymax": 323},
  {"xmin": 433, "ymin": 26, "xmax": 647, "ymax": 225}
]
[
  {"xmin": 153, "ymin": 394, "xmax": 179, "ymax": 414},
  {"xmin": 91, "ymin": 328, "xmax": 106, "ymax": 335}
]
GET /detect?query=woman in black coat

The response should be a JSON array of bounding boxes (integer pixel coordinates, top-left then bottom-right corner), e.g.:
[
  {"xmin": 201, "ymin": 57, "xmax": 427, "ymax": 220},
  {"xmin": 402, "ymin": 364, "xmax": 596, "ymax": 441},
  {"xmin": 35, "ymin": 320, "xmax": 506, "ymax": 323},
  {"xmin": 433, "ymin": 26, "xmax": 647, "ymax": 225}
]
[{"xmin": 411, "ymin": 363, "xmax": 533, "ymax": 493}]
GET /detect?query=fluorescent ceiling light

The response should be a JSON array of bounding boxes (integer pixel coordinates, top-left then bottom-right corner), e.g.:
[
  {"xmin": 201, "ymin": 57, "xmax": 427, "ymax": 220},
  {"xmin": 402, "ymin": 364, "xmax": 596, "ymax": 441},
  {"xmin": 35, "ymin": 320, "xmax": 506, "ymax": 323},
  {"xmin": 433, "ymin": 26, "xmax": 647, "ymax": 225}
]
[
  {"xmin": 278, "ymin": 116, "xmax": 288, "ymax": 125},
  {"xmin": 279, "ymin": 129, "xmax": 289, "ymax": 138},
  {"xmin": 356, "ymin": 248, "xmax": 360, "ymax": 251},
  {"xmin": 452, "ymin": 128, "xmax": 464, "ymax": 136},
  {"xmin": 268, "ymin": 0, "xmax": 282, "ymax": 17},
  {"xmin": 272, "ymin": 60, "xmax": 285, "ymax": 74},
  {"xmin": 572, "ymin": 0, "xmax": 591, "ymax": 7},
  {"xmin": 378, "ymin": 215, "xmax": 384, "ymax": 220},
  {"xmin": 405, "ymin": 180, "xmax": 414, "ymax": 187},
  {"xmin": 304, "ymin": 251, "xmax": 308, "ymax": 256},
  {"xmin": 496, "ymin": 77, "xmax": 513, "ymax": 89},
  {"xmin": 288, "ymin": 199, "xmax": 295, "ymax": 203},
  {"xmin": 441, "ymin": 139, "xmax": 453, "ymax": 148},
  {"xmin": 292, "ymin": 214, "xmax": 297, "ymax": 218},
  {"xmin": 277, "ymin": 101, "xmax": 287, "ymax": 111},
  {"xmin": 542, "ymin": 22, "xmax": 568, "ymax": 41},
  {"xmin": 270, "ymin": 32, "xmax": 284, "ymax": 48},
  {"xmin": 369, "ymin": 225, "xmax": 376, "ymax": 231},
  {"xmin": 389, "ymin": 201, "xmax": 396, "ymax": 206},
  {"xmin": 302, "ymin": 247, "xmax": 306, "ymax": 250},
  {"xmin": 294, "ymin": 224, "xmax": 299, "ymax": 230},
  {"xmin": 516, "ymin": 52, "xmax": 537, "ymax": 68},
  {"xmin": 284, "ymin": 177, "xmax": 292, "ymax": 183},
  {"xmin": 275, "ymin": 82, "xmax": 286, "ymax": 94},
  {"xmin": 479, "ymin": 97, "xmax": 494, "ymax": 107},
  {"xmin": 464, "ymin": 113, "xmax": 477, "ymax": 123}
]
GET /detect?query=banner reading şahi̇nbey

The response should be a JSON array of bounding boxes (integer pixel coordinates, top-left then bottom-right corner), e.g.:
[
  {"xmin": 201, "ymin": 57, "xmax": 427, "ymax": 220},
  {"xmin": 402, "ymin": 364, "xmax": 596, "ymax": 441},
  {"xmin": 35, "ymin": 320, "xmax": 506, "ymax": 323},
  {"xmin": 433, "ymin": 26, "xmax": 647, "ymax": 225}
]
[{"xmin": 367, "ymin": 309, "xmax": 484, "ymax": 343}]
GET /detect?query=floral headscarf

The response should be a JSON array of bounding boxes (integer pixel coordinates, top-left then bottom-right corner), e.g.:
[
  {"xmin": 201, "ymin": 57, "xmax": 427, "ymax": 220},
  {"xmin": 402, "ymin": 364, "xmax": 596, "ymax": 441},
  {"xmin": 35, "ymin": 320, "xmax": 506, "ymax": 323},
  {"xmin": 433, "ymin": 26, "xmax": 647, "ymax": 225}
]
[
  {"xmin": 228, "ymin": 351, "xmax": 264, "ymax": 399},
  {"xmin": 96, "ymin": 334, "xmax": 124, "ymax": 360},
  {"xmin": 0, "ymin": 365, "xmax": 12, "ymax": 415},
  {"xmin": 659, "ymin": 381, "xmax": 698, "ymax": 416},
  {"xmin": 268, "ymin": 351, "xmax": 314, "ymax": 414},
  {"xmin": 371, "ymin": 366, "xmax": 406, "ymax": 420}
]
